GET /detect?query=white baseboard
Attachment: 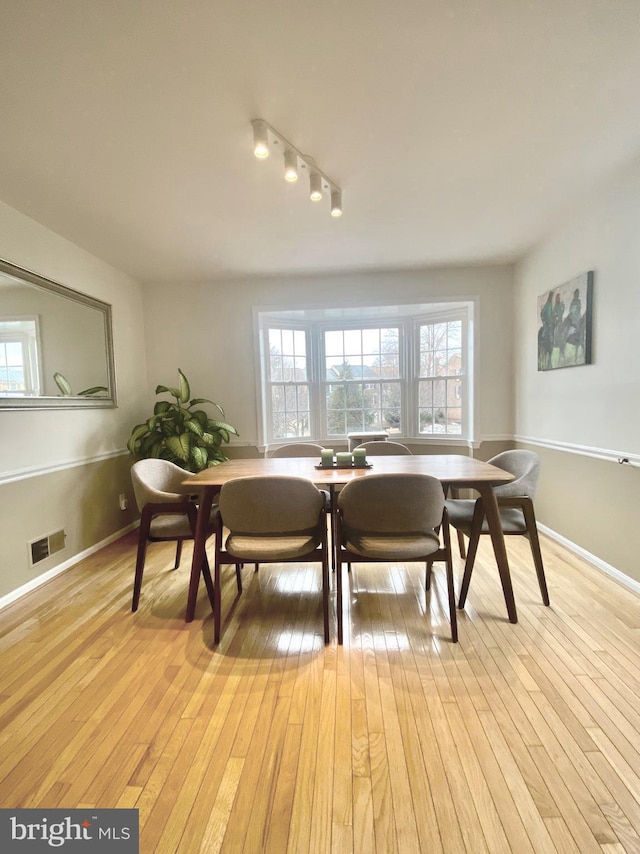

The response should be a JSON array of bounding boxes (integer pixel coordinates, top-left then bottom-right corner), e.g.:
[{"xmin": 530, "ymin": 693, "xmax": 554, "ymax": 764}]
[
  {"xmin": 0, "ymin": 522, "xmax": 138, "ymax": 612},
  {"xmin": 538, "ymin": 522, "xmax": 640, "ymax": 597}
]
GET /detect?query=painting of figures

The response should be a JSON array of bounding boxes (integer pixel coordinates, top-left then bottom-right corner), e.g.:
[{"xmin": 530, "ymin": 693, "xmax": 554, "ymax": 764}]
[{"xmin": 537, "ymin": 271, "xmax": 593, "ymax": 371}]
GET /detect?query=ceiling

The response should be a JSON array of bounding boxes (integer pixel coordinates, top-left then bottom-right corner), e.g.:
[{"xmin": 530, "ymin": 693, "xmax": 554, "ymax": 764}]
[{"xmin": 1, "ymin": 0, "xmax": 640, "ymax": 285}]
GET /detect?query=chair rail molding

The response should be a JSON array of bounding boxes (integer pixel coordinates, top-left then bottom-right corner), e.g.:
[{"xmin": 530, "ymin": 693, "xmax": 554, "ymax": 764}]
[
  {"xmin": 0, "ymin": 448, "xmax": 130, "ymax": 486},
  {"xmin": 515, "ymin": 435, "xmax": 640, "ymax": 468}
]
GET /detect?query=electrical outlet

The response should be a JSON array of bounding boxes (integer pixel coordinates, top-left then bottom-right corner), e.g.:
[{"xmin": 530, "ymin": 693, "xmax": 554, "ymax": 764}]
[{"xmin": 119, "ymin": 493, "xmax": 128, "ymax": 511}]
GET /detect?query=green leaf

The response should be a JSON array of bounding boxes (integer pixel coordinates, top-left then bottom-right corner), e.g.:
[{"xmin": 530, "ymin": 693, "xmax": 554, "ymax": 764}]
[
  {"xmin": 154, "ymin": 400, "xmax": 172, "ymax": 415},
  {"xmin": 209, "ymin": 419, "xmax": 239, "ymax": 437},
  {"xmin": 178, "ymin": 369, "xmax": 191, "ymax": 404},
  {"xmin": 190, "ymin": 398, "xmax": 225, "ymax": 417},
  {"xmin": 155, "ymin": 384, "xmax": 181, "ymax": 400},
  {"xmin": 208, "ymin": 448, "xmax": 228, "ymax": 463},
  {"xmin": 53, "ymin": 372, "xmax": 73, "ymax": 395},
  {"xmin": 78, "ymin": 386, "xmax": 108, "ymax": 396},
  {"xmin": 127, "ymin": 423, "xmax": 149, "ymax": 453},
  {"xmin": 165, "ymin": 433, "xmax": 192, "ymax": 462},
  {"xmin": 190, "ymin": 409, "xmax": 209, "ymax": 429},
  {"xmin": 190, "ymin": 445, "xmax": 208, "ymax": 470},
  {"xmin": 185, "ymin": 418, "xmax": 204, "ymax": 437}
]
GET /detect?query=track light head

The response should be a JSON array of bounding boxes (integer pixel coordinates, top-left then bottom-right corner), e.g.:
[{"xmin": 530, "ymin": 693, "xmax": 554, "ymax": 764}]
[
  {"xmin": 252, "ymin": 119, "xmax": 269, "ymax": 159},
  {"xmin": 330, "ymin": 188, "xmax": 343, "ymax": 217},
  {"xmin": 284, "ymin": 149, "xmax": 298, "ymax": 182},
  {"xmin": 309, "ymin": 171, "xmax": 323, "ymax": 201}
]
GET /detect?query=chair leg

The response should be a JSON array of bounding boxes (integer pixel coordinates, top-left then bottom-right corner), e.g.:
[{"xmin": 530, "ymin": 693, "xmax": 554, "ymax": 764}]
[
  {"xmin": 522, "ymin": 499, "xmax": 550, "ymax": 605},
  {"xmin": 201, "ymin": 553, "xmax": 216, "ymax": 611},
  {"xmin": 131, "ymin": 509, "xmax": 153, "ymax": 611},
  {"xmin": 425, "ymin": 560, "xmax": 433, "ymax": 590},
  {"xmin": 457, "ymin": 499, "xmax": 484, "ymax": 608},
  {"xmin": 322, "ymin": 546, "xmax": 330, "ymax": 644},
  {"xmin": 442, "ymin": 520, "xmax": 458, "ymax": 642},
  {"xmin": 456, "ymin": 529, "xmax": 466, "ymax": 559},
  {"xmin": 336, "ymin": 553, "xmax": 344, "ymax": 645},
  {"xmin": 174, "ymin": 540, "xmax": 183, "ymax": 569},
  {"xmin": 236, "ymin": 563, "xmax": 243, "ymax": 592}
]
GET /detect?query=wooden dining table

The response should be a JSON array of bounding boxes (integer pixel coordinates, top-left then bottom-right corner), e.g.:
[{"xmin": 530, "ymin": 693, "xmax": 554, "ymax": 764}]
[{"xmin": 182, "ymin": 454, "xmax": 517, "ymax": 626}]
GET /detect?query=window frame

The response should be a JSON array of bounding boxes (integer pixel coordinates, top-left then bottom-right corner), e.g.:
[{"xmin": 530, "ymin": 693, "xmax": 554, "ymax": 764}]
[
  {"xmin": 255, "ymin": 301, "xmax": 474, "ymax": 450},
  {"xmin": 0, "ymin": 315, "xmax": 42, "ymax": 396}
]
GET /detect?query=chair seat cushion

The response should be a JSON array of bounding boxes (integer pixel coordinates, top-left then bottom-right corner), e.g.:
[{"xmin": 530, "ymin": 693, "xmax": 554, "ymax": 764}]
[
  {"xmin": 445, "ymin": 499, "xmax": 527, "ymax": 533},
  {"xmin": 343, "ymin": 529, "xmax": 441, "ymax": 560},
  {"xmin": 149, "ymin": 505, "xmax": 217, "ymax": 539},
  {"xmin": 225, "ymin": 530, "xmax": 323, "ymax": 560}
]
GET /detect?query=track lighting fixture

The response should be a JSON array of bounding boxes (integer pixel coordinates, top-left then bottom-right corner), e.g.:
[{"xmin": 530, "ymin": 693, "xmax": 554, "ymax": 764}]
[{"xmin": 251, "ymin": 118, "xmax": 343, "ymax": 217}]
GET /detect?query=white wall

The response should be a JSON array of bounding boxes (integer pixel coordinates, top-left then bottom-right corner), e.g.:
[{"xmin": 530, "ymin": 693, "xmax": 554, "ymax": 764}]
[
  {"xmin": 141, "ymin": 265, "xmax": 516, "ymax": 449},
  {"xmin": 514, "ymin": 156, "xmax": 640, "ymax": 456}
]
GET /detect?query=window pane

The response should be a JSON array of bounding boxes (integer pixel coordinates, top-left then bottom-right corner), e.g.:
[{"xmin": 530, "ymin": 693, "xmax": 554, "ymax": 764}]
[
  {"xmin": 361, "ymin": 328, "xmax": 379, "ymax": 356},
  {"xmin": 268, "ymin": 329, "xmax": 281, "ymax": 352},
  {"xmin": 297, "ymin": 385, "xmax": 309, "ymax": 409},
  {"xmin": 281, "ymin": 328, "xmax": 294, "ymax": 355},
  {"xmin": 325, "ymin": 330, "xmax": 343, "ymax": 357},
  {"xmin": 343, "ymin": 329, "xmax": 361, "ymax": 356},
  {"xmin": 270, "ymin": 354, "xmax": 283, "ymax": 382}
]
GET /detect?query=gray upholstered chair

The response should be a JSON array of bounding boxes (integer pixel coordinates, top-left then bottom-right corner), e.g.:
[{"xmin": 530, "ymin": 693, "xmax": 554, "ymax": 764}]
[
  {"xmin": 213, "ymin": 476, "xmax": 331, "ymax": 644},
  {"xmin": 354, "ymin": 440, "xmax": 412, "ymax": 455},
  {"xmin": 130, "ymin": 459, "xmax": 240, "ymax": 612},
  {"xmin": 445, "ymin": 450, "xmax": 549, "ymax": 608},
  {"xmin": 335, "ymin": 473, "xmax": 457, "ymax": 644},
  {"xmin": 269, "ymin": 442, "xmax": 325, "ymax": 457}
]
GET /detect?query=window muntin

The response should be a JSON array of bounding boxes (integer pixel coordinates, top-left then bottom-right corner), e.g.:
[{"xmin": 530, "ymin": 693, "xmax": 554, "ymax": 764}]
[{"xmin": 258, "ymin": 304, "xmax": 470, "ymax": 446}]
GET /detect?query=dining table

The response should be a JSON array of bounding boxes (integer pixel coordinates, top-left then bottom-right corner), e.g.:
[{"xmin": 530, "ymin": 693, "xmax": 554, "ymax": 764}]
[{"xmin": 182, "ymin": 454, "xmax": 517, "ymax": 626}]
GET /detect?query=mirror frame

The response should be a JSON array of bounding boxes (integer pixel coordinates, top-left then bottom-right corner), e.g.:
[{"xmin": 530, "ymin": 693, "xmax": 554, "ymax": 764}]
[{"xmin": 0, "ymin": 257, "xmax": 117, "ymax": 410}]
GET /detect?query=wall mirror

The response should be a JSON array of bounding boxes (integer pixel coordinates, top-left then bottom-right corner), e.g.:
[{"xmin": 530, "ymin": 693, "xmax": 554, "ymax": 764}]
[{"xmin": 0, "ymin": 257, "xmax": 116, "ymax": 409}]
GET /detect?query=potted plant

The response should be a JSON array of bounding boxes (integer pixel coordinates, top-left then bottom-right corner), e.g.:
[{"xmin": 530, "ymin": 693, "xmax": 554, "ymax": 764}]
[{"xmin": 127, "ymin": 369, "xmax": 239, "ymax": 472}]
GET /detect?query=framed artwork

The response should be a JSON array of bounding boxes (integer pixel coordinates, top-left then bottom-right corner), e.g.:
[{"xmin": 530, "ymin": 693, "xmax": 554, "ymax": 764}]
[{"xmin": 537, "ymin": 270, "xmax": 593, "ymax": 371}]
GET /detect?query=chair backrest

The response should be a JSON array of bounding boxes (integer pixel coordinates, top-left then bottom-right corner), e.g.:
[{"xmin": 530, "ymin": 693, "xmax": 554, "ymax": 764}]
[
  {"xmin": 219, "ymin": 476, "xmax": 324, "ymax": 533},
  {"xmin": 268, "ymin": 442, "xmax": 325, "ymax": 458},
  {"xmin": 131, "ymin": 459, "xmax": 191, "ymax": 511},
  {"xmin": 488, "ymin": 450, "xmax": 540, "ymax": 499},
  {"xmin": 354, "ymin": 441, "xmax": 412, "ymax": 456},
  {"xmin": 338, "ymin": 473, "xmax": 444, "ymax": 532}
]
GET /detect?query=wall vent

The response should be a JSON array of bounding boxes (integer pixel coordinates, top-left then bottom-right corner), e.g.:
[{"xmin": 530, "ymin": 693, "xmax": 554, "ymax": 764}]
[{"xmin": 29, "ymin": 529, "xmax": 66, "ymax": 566}]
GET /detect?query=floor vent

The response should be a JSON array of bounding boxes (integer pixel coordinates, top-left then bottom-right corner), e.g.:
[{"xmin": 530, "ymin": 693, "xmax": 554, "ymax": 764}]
[{"xmin": 29, "ymin": 529, "xmax": 66, "ymax": 566}]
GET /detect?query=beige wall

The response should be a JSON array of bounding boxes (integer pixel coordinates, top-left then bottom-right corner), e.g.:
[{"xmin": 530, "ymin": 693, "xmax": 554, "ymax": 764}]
[
  {"xmin": 514, "ymin": 155, "xmax": 640, "ymax": 584},
  {"xmin": 0, "ymin": 201, "xmax": 149, "ymax": 599}
]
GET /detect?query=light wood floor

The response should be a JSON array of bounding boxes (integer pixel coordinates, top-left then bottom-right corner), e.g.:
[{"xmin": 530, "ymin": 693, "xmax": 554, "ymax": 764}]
[{"xmin": 1, "ymin": 529, "xmax": 640, "ymax": 853}]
